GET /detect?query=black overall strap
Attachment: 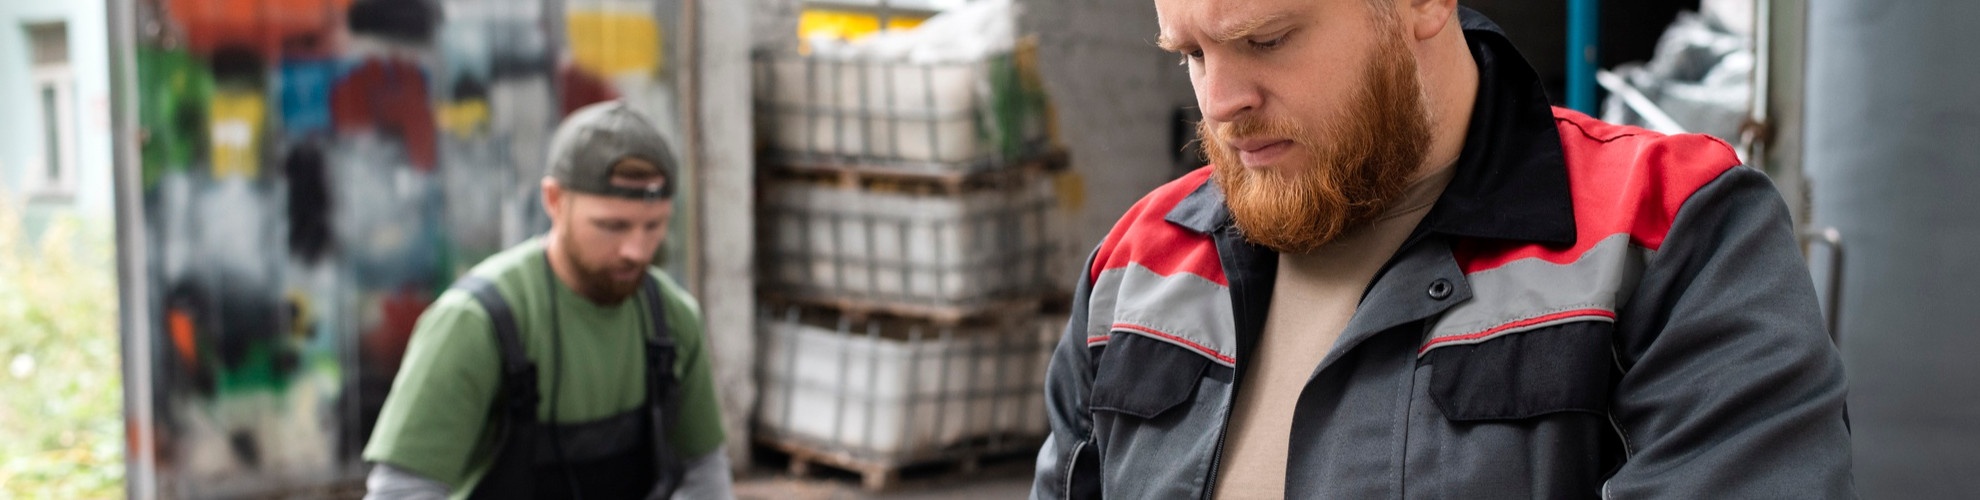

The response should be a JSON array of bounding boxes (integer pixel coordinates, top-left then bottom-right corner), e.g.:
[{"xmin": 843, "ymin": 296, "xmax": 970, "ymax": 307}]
[
  {"xmin": 454, "ymin": 275, "xmax": 540, "ymax": 500},
  {"xmin": 640, "ymin": 275, "xmax": 684, "ymax": 498}
]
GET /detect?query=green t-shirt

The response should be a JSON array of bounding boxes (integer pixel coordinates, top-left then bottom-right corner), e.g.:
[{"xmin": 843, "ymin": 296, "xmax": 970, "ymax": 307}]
[{"xmin": 362, "ymin": 238, "xmax": 726, "ymax": 496}]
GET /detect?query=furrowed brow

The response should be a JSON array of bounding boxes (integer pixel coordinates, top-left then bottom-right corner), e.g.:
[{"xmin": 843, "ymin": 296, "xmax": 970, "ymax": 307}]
[{"xmin": 1211, "ymin": 13, "xmax": 1290, "ymax": 43}]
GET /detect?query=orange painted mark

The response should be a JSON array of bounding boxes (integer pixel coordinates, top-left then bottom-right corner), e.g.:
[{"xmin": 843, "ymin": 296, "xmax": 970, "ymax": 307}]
[
  {"xmin": 166, "ymin": 0, "xmax": 353, "ymax": 57},
  {"xmin": 168, "ymin": 309, "xmax": 198, "ymax": 366}
]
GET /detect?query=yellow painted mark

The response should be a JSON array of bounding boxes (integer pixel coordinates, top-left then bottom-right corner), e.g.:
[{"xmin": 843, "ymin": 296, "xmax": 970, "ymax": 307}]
[
  {"xmin": 798, "ymin": 9, "xmax": 926, "ymax": 50},
  {"xmin": 567, "ymin": 10, "xmax": 662, "ymax": 76},
  {"xmin": 210, "ymin": 90, "xmax": 265, "ymax": 179},
  {"xmin": 437, "ymin": 99, "xmax": 491, "ymax": 139},
  {"xmin": 1054, "ymin": 171, "xmax": 1086, "ymax": 212}
]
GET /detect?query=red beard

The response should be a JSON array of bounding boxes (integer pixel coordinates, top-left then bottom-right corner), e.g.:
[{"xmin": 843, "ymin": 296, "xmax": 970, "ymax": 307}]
[{"xmin": 1205, "ymin": 28, "xmax": 1432, "ymax": 254}]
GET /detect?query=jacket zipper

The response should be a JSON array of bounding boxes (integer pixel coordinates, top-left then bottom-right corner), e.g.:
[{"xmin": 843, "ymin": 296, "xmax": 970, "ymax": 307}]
[
  {"xmin": 1201, "ymin": 363, "xmax": 1239, "ymax": 500},
  {"xmin": 1202, "ymin": 227, "xmax": 1254, "ymax": 500}
]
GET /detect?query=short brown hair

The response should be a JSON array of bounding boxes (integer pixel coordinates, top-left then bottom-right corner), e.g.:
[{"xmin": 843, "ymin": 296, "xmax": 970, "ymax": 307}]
[{"xmin": 608, "ymin": 157, "xmax": 666, "ymax": 183}]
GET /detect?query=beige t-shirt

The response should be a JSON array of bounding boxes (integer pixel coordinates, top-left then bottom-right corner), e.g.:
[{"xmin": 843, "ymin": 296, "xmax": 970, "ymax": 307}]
[{"xmin": 1212, "ymin": 165, "xmax": 1455, "ymax": 498}]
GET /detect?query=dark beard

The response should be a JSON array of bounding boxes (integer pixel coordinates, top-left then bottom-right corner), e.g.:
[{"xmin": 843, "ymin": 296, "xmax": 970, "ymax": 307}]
[
  {"xmin": 555, "ymin": 229, "xmax": 642, "ymax": 304},
  {"xmin": 1205, "ymin": 30, "xmax": 1432, "ymax": 254}
]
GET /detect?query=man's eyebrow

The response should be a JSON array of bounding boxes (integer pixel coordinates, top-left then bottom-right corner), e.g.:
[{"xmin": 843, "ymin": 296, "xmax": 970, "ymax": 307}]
[
  {"xmin": 1211, "ymin": 13, "xmax": 1290, "ymax": 43},
  {"xmin": 1156, "ymin": 12, "xmax": 1292, "ymax": 52}
]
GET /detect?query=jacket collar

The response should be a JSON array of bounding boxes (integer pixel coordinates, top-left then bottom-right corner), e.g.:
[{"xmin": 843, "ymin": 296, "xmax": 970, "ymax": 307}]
[{"xmin": 1165, "ymin": 7, "xmax": 1576, "ymax": 247}]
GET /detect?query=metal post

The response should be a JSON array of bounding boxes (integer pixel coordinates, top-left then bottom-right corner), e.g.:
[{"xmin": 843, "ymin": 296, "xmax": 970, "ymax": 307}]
[
  {"xmin": 897, "ymin": 218, "xmax": 914, "ymax": 306},
  {"xmin": 932, "ymin": 217, "xmax": 948, "ymax": 307},
  {"xmin": 1567, "ymin": 0, "xmax": 1601, "ymax": 113},
  {"xmin": 804, "ymin": 56, "xmax": 818, "ymax": 161},
  {"xmin": 863, "ymin": 212, "xmax": 880, "ymax": 302},
  {"xmin": 858, "ymin": 59, "xmax": 874, "ymax": 159},
  {"xmin": 901, "ymin": 324, "xmax": 923, "ymax": 458},
  {"xmin": 862, "ymin": 319, "xmax": 882, "ymax": 456},
  {"xmin": 988, "ymin": 321, "xmax": 1010, "ymax": 451},
  {"xmin": 934, "ymin": 325, "xmax": 955, "ymax": 453},
  {"xmin": 779, "ymin": 307, "xmax": 802, "ymax": 441},
  {"xmin": 1806, "ymin": 227, "xmax": 1844, "ymax": 345},
  {"xmin": 959, "ymin": 329, "xmax": 980, "ymax": 449},
  {"xmin": 829, "ymin": 208, "xmax": 847, "ymax": 299},
  {"xmin": 832, "ymin": 59, "xmax": 849, "ymax": 162},
  {"xmin": 886, "ymin": 58, "xmax": 904, "ymax": 162},
  {"xmin": 108, "ymin": 0, "xmax": 158, "ymax": 495},
  {"xmin": 922, "ymin": 64, "xmax": 941, "ymax": 167},
  {"xmin": 831, "ymin": 313, "xmax": 853, "ymax": 447}
]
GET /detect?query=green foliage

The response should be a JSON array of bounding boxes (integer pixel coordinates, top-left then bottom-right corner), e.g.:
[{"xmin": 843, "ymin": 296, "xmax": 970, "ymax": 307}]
[{"xmin": 0, "ymin": 202, "xmax": 125, "ymax": 499}]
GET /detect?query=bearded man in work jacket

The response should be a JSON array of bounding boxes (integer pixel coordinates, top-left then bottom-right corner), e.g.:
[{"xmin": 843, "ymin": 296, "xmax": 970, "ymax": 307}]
[{"xmin": 1030, "ymin": 0, "xmax": 1855, "ymax": 498}]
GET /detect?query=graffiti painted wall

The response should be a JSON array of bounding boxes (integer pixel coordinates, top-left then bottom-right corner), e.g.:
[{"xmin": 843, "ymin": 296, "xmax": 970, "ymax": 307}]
[{"xmin": 122, "ymin": 0, "xmax": 686, "ymax": 495}]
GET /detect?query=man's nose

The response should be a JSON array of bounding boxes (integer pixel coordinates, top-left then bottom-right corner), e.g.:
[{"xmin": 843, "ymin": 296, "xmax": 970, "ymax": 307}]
[
  {"xmin": 620, "ymin": 234, "xmax": 650, "ymax": 263},
  {"xmin": 1196, "ymin": 58, "xmax": 1262, "ymax": 124}
]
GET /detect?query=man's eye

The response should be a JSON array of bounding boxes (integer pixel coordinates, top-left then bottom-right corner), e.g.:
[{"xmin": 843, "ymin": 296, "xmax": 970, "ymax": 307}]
[
  {"xmin": 1251, "ymin": 36, "xmax": 1285, "ymax": 51},
  {"xmin": 1178, "ymin": 49, "xmax": 1203, "ymax": 66}
]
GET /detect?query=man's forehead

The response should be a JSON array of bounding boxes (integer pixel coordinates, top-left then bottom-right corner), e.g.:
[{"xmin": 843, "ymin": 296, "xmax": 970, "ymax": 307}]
[
  {"xmin": 576, "ymin": 192, "xmax": 674, "ymax": 214},
  {"xmin": 1157, "ymin": 0, "xmax": 1310, "ymax": 45}
]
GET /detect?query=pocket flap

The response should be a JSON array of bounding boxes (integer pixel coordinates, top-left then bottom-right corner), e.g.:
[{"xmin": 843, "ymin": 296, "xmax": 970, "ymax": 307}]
[
  {"xmin": 1426, "ymin": 320, "xmax": 1615, "ymax": 421},
  {"xmin": 1090, "ymin": 332, "xmax": 1211, "ymax": 419}
]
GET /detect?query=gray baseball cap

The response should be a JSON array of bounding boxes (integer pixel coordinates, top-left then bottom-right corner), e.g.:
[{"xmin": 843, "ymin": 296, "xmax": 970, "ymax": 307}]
[{"xmin": 546, "ymin": 100, "xmax": 678, "ymax": 200}]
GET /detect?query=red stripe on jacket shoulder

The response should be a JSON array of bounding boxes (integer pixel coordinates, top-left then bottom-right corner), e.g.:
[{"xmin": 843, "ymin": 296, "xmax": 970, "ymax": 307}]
[
  {"xmin": 1091, "ymin": 167, "xmax": 1227, "ymax": 286},
  {"xmin": 1455, "ymin": 108, "xmax": 1743, "ymax": 273}
]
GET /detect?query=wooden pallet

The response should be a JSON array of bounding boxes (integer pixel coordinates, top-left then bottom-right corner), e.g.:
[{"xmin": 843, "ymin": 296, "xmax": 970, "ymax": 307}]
[
  {"xmin": 762, "ymin": 292, "xmax": 1046, "ymax": 327},
  {"xmin": 756, "ymin": 433, "xmax": 1045, "ymax": 491},
  {"xmin": 1037, "ymin": 288, "xmax": 1075, "ymax": 315},
  {"xmin": 764, "ymin": 148, "xmax": 1069, "ymax": 195}
]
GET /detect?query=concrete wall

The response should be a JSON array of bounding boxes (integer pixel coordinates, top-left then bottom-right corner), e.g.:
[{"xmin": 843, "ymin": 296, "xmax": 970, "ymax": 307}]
[
  {"xmin": 1018, "ymin": 0, "xmax": 1196, "ymax": 264},
  {"xmin": 1805, "ymin": 0, "xmax": 1980, "ymax": 495},
  {"xmin": 0, "ymin": 0, "xmax": 115, "ymax": 218},
  {"xmin": 751, "ymin": 0, "xmax": 800, "ymax": 53},
  {"xmin": 696, "ymin": 0, "xmax": 759, "ymax": 466}
]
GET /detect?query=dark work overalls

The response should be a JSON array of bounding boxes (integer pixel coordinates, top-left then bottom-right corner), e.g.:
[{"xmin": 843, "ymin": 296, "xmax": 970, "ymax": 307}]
[{"xmin": 452, "ymin": 271, "xmax": 684, "ymax": 500}]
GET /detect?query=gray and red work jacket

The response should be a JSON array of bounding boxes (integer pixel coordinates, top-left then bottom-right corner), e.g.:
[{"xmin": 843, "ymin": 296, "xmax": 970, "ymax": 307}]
[{"xmin": 1030, "ymin": 10, "xmax": 1854, "ymax": 499}]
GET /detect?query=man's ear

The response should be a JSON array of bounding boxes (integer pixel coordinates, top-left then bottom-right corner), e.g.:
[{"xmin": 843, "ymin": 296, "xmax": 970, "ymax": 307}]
[
  {"xmin": 541, "ymin": 177, "xmax": 564, "ymax": 221},
  {"xmin": 1404, "ymin": 0, "xmax": 1459, "ymax": 41}
]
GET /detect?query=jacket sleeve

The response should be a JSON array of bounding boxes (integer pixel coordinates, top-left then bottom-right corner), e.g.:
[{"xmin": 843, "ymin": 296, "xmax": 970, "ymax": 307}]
[
  {"xmin": 363, "ymin": 463, "xmax": 451, "ymax": 500},
  {"xmin": 1031, "ymin": 248, "xmax": 1105, "ymax": 500},
  {"xmin": 1606, "ymin": 165, "xmax": 1855, "ymax": 498},
  {"xmin": 666, "ymin": 449, "xmax": 733, "ymax": 500}
]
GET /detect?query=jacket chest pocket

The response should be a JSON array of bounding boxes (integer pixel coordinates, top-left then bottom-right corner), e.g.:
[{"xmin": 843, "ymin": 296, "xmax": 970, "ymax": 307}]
[
  {"xmin": 1087, "ymin": 332, "xmax": 1228, "ymax": 500},
  {"xmin": 1423, "ymin": 319, "xmax": 1617, "ymax": 421},
  {"xmin": 1091, "ymin": 333, "xmax": 1211, "ymax": 419}
]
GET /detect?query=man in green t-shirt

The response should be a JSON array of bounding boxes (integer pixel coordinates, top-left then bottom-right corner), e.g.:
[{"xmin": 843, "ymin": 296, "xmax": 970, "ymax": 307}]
[{"xmin": 363, "ymin": 101, "xmax": 730, "ymax": 499}]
